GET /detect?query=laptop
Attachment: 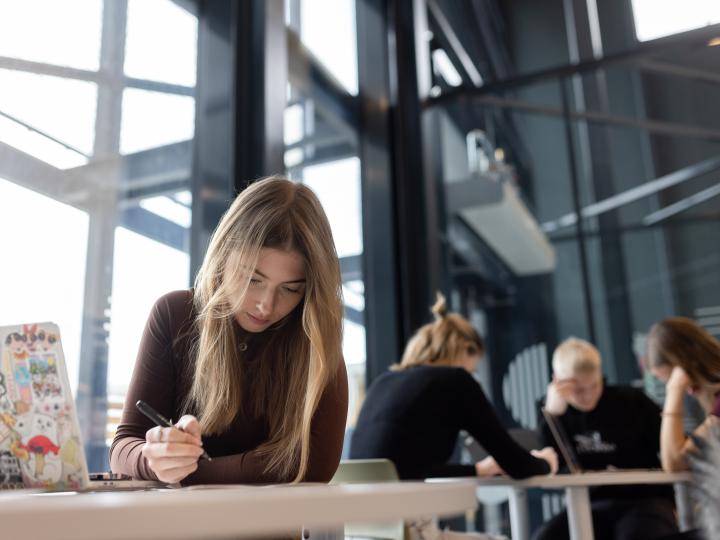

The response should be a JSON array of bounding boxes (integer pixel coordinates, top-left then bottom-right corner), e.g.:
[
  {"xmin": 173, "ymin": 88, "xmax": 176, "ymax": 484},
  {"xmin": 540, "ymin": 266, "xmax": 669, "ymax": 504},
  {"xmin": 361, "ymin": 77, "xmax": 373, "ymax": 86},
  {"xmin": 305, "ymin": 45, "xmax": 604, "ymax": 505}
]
[
  {"xmin": 540, "ymin": 407, "xmax": 583, "ymax": 474},
  {"xmin": 0, "ymin": 322, "xmax": 162, "ymax": 491}
]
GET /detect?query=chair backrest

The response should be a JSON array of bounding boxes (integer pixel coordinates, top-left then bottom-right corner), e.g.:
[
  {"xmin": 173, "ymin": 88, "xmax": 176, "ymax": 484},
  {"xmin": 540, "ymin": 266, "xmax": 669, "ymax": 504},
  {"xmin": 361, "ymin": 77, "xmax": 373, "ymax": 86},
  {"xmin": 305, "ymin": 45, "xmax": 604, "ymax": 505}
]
[
  {"xmin": 331, "ymin": 458, "xmax": 400, "ymax": 484},
  {"xmin": 331, "ymin": 459, "xmax": 404, "ymax": 540}
]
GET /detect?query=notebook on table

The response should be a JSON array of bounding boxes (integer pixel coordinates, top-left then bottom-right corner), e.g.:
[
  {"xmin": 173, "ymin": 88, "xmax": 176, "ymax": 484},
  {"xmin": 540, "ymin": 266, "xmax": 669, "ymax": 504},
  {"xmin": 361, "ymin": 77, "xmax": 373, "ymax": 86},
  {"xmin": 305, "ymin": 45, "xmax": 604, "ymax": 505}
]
[{"xmin": 0, "ymin": 322, "xmax": 162, "ymax": 491}]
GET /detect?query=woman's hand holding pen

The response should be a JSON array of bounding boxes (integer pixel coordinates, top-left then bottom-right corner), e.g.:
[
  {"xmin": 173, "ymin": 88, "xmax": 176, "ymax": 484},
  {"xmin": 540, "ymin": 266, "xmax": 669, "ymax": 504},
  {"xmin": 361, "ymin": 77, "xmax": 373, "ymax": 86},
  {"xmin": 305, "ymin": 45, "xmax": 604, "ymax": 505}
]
[{"xmin": 142, "ymin": 415, "xmax": 205, "ymax": 483}]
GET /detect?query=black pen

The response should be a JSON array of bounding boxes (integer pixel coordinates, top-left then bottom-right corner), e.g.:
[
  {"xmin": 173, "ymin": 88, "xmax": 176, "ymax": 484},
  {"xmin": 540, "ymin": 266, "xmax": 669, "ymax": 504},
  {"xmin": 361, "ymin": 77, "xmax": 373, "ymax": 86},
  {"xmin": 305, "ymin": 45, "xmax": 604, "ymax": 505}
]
[{"xmin": 136, "ymin": 399, "xmax": 212, "ymax": 461}]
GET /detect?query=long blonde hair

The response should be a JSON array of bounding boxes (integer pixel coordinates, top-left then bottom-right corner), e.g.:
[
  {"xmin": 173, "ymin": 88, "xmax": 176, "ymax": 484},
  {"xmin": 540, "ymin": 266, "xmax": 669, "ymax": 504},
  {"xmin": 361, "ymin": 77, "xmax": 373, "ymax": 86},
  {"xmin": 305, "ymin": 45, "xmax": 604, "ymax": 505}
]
[
  {"xmin": 190, "ymin": 176, "xmax": 344, "ymax": 481},
  {"xmin": 394, "ymin": 293, "xmax": 484, "ymax": 370}
]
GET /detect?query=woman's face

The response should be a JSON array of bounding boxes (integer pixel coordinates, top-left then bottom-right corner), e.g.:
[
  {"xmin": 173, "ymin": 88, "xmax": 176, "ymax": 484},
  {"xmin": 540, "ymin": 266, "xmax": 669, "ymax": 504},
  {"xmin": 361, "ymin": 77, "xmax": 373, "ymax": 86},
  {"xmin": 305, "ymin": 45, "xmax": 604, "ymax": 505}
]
[
  {"xmin": 565, "ymin": 371, "xmax": 604, "ymax": 412},
  {"xmin": 456, "ymin": 344, "xmax": 482, "ymax": 374},
  {"xmin": 234, "ymin": 248, "xmax": 306, "ymax": 333}
]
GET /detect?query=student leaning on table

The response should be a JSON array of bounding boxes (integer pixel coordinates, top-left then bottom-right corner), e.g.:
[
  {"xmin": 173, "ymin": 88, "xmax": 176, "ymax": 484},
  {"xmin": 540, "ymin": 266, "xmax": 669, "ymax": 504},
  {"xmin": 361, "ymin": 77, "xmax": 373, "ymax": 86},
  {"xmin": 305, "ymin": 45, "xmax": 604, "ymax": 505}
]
[
  {"xmin": 533, "ymin": 337, "xmax": 679, "ymax": 540},
  {"xmin": 349, "ymin": 293, "xmax": 558, "ymax": 480},
  {"xmin": 110, "ymin": 176, "xmax": 348, "ymax": 485},
  {"xmin": 646, "ymin": 317, "xmax": 720, "ymax": 472}
]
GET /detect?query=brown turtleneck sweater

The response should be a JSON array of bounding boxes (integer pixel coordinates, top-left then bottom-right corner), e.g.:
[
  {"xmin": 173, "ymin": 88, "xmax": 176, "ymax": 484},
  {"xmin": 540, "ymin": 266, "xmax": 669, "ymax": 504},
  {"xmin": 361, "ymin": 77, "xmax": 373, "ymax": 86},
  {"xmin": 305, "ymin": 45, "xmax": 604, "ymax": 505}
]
[{"xmin": 109, "ymin": 289, "xmax": 348, "ymax": 485}]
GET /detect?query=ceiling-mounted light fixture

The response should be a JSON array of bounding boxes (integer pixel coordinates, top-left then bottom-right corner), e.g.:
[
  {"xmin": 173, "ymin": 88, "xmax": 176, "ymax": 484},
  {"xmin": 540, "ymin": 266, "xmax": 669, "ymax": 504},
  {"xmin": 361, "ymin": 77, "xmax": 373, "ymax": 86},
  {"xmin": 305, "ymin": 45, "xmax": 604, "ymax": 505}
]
[{"xmin": 708, "ymin": 37, "xmax": 720, "ymax": 47}]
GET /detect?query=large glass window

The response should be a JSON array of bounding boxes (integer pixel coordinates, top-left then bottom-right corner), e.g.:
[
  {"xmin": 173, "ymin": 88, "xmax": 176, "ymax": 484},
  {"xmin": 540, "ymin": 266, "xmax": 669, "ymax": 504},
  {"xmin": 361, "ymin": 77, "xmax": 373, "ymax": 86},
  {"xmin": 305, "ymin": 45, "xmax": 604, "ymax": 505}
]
[
  {"xmin": 415, "ymin": 2, "xmax": 720, "ymax": 533},
  {"xmin": 285, "ymin": 0, "xmax": 366, "ymax": 440},
  {"xmin": 0, "ymin": 0, "xmax": 197, "ymax": 470},
  {"xmin": 0, "ymin": 0, "xmax": 103, "ymax": 71},
  {"xmin": 426, "ymin": 3, "xmax": 720, "ymax": 426},
  {"xmin": 631, "ymin": 0, "xmax": 720, "ymax": 42}
]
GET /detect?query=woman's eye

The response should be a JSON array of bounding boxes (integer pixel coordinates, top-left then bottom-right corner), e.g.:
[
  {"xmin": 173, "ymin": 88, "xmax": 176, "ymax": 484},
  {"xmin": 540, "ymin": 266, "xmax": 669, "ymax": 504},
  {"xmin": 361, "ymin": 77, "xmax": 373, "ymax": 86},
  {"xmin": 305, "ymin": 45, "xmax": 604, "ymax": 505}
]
[{"xmin": 283, "ymin": 287, "xmax": 301, "ymax": 294}]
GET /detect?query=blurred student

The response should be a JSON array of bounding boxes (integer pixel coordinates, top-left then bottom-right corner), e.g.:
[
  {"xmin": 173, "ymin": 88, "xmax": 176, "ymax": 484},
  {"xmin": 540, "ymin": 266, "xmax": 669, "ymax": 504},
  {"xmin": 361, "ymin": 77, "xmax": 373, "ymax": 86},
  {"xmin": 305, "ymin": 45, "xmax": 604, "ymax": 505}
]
[
  {"xmin": 533, "ymin": 338, "xmax": 678, "ymax": 540},
  {"xmin": 646, "ymin": 317, "xmax": 720, "ymax": 472},
  {"xmin": 350, "ymin": 293, "xmax": 558, "ymax": 480}
]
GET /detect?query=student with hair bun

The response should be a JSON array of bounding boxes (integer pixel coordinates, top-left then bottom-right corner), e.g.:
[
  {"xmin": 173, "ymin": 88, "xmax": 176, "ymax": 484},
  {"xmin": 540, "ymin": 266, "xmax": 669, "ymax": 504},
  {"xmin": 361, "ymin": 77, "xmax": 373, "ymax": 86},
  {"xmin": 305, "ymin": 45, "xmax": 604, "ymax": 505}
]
[
  {"xmin": 350, "ymin": 293, "xmax": 558, "ymax": 480},
  {"xmin": 110, "ymin": 176, "xmax": 348, "ymax": 485}
]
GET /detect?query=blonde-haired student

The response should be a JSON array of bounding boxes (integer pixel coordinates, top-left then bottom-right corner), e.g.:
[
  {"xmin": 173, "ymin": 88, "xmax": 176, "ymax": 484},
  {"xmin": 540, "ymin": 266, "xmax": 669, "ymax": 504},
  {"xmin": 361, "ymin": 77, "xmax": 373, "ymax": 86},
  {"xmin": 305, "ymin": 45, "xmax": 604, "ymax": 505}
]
[
  {"xmin": 350, "ymin": 293, "xmax": 558, "ymax": 480},
  {"xmin": 110, "ymin": 176, "xmax": 348, "ymax": 485},
  {"xmin": 544, "ymin": 337, "xmax": 603, "ymax": 415},
  {"xmin": 534, "ymin": 337, "xmax": 678, "ymax": 540}
]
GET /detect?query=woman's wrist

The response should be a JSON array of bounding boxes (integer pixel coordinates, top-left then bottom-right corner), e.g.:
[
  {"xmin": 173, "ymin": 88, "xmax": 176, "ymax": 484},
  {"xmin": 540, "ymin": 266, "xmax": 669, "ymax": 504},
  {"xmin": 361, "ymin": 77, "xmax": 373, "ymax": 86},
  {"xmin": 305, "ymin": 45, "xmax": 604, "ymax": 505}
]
[
  {"xmin": 544, "ymin": 386, "xmax": 567, "ymax": 416},
  {"xmin": 664, "ymin": 384, "xmax": 685, "ymax": 409}
]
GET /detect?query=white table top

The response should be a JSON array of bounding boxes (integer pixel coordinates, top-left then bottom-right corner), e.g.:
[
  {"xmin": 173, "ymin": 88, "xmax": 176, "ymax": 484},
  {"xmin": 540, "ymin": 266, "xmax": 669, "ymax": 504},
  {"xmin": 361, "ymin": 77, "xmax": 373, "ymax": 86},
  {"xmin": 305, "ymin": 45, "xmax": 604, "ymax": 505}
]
[
  {"xmin": 472, "ymin": 469, "xmax": 692, "ymax": 489},
  {"xmin": 0, "ymin": 480, "xmax": 478, "ymax": 540}
]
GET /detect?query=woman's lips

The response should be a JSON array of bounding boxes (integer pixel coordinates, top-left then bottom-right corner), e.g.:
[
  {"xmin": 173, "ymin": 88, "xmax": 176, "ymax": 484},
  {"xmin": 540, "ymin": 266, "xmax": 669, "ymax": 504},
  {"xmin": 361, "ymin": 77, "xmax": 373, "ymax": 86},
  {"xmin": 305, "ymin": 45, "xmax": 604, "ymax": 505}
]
[{"xmin": 247, "ymin": 313, "xmax": 270, "ymax": 325}]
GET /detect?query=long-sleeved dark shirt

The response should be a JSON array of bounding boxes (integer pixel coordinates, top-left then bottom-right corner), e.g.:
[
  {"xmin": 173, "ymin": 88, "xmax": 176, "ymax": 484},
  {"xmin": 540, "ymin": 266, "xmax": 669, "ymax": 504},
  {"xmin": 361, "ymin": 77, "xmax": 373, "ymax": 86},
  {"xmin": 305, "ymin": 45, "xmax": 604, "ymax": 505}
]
[
  {"xmin": 538, "ymin": 384, "xmax": 673, "ymax": 501},
  {"xmin": 110, "ymin": 289, "xmax": 348, "ymax": 485},
  {"xmin": 349, "ymin": 365, "xmax": 550, "ymax": 479}
]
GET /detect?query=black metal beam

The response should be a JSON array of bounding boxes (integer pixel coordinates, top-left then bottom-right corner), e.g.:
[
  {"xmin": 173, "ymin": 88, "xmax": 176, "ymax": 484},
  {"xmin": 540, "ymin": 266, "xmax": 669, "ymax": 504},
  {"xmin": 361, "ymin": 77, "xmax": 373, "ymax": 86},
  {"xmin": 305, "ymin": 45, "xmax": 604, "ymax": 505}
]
[
  {"xmin": 469, "ymin": 0, "xmax": 513, "ymax": 81},
  {"xmin": 287, "ymin": 30, "xmax": 360, "ymax": 137},
  {"xmin": 389, "ymin": 0, "xmax": 441, "ymax": 343},
  {"xmin": 547, "ymin": 214, "xmax": 720, "ymax": 242},
  {"xmin": 639, "ymin": 59, "xmax": 720, "ymax": 87},
  {"xmin": 459, "ymin": 94, "xmax": 720, "ymax": 143},
  {"xmin": 355, "ymin": 0, "xmax": 402, "ymax": 381},
  {"xmin": 339, "ymin": 254, "xmax": 363, "ymax": 283},
  {"xmin": 120, "ymin": 207, "xmax": 188, "ymax": 252},
  {"xmin": 343, "ymin": 306, "xmax": 364, "ymax": 326},
  {"xmin": 234, "ymin": 0, "xmax": 286, "ymax": 187},
  {"xmin": 69, "ymin": 141, "xmax": 193, "ymax": 189},
  {"xmin": 0, "ymin": 56, "xmax": 195, "ymax": 97},
  {"xmin": 428, "ymin": 22, "xmax": 720, "ymax": 105},
  {"xmin": 564, "ymin": 0, "xmax": 635, "ymax": 383},
  {"xmin": 191, "ymin": 0, "xmax": 236, "ymax": 278},
  {"xmin": 426, "ymin": 0, "xmax": 484, "ymax": 86},
  {"xmin": 560, "ymin": 79, "xmax": 597, "ymax": 345}
]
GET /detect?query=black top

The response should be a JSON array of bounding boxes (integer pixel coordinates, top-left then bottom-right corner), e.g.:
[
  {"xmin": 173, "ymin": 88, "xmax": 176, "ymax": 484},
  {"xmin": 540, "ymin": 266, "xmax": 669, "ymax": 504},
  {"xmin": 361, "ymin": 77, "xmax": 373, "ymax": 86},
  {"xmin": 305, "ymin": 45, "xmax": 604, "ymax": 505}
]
[
  {"xmin": 539, "ymin": 384, "xmax": 673, "ymax": 501},
  {"xmin": 349, "ymin": 365, "xmax": 550, "ymax": 479}
]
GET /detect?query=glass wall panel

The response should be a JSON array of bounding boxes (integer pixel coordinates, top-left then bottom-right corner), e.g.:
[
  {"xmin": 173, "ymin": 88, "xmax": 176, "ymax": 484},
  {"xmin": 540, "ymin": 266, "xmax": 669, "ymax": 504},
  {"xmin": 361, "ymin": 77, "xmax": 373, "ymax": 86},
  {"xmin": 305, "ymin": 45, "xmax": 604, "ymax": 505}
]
[
  {"xmin": 429, "ymin": 19, "xmax": 720, "ymax": 427},
  {"xmin": 124, "ymin": 0, "xmax": 197, "ymax": 86},
  {"xmin": 0, "ymin": 0, "xmax": 102, "ymax": 71},
  {"xmin": 285, "ymin": 0, "xmax": 365, "ymax": 444},
  {"xmin": 631, "ymin": 0, "xmax": 720, "ymax": 42},
  {"xmin": 0, "ymin": 0, "xmax": 197, "ymax": 470},
  {"xmin": 0, "ymin": 69, "xmax": 97, "ymax": 159},
  {"xmin": 420, "ymin": 2, "xmax": 720, "ymax": 533}
]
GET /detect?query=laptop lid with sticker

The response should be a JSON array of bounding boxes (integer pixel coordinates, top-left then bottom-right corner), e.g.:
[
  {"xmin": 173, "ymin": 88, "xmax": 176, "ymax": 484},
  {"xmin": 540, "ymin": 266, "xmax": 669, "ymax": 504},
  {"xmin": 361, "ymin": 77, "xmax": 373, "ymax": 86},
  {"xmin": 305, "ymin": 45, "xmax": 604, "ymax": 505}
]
[{"xmin": 0, "ymin": 323, "xmax": 90, "ymax": 490}]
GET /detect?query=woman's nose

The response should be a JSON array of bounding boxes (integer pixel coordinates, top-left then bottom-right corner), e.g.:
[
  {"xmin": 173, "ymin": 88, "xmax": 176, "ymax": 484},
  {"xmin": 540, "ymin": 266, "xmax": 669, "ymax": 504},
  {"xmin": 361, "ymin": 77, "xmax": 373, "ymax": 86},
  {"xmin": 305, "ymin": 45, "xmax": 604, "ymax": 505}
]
[{"xmin": 256, "ymin": 291, "xmax": 275, "ymax": 316}]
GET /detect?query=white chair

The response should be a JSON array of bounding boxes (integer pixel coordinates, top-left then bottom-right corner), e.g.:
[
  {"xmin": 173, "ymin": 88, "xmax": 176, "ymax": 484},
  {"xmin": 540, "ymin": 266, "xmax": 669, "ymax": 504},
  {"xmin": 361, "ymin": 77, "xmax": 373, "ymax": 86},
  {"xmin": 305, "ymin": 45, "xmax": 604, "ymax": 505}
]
[{"xmin": 330, "ymin": 459, "xmax": 405, "ymax": 540}]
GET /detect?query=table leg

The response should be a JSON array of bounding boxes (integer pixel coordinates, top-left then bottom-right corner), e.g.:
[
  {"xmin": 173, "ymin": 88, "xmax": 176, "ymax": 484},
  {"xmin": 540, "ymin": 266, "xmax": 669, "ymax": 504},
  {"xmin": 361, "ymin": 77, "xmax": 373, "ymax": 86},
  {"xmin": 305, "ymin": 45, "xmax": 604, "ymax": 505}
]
[
  {"xmin": 508, "ymin": 487, "xmax": 529, "ymax": 540},
  {"xmin": 565, "ymin": 486, "xmax": 593, "ymax": 540},
  {"xmin": 674, "ymin": 481, "xmax": 695, "ymax": 531}
]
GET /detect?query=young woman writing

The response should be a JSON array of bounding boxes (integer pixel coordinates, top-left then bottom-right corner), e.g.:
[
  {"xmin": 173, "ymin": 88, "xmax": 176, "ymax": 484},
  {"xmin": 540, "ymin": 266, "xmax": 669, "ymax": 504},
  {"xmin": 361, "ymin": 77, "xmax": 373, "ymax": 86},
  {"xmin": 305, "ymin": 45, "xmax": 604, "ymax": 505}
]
[{"xmin": 110, "ymin": 176, "xmax": 348, "ymax": 485}]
